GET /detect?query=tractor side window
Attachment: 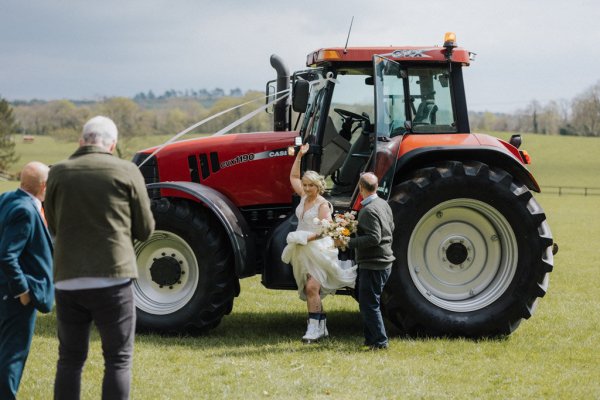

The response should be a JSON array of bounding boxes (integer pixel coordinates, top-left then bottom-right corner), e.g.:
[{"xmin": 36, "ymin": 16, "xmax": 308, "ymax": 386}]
[
  {"xmin": 374, "ymin": 57, "xmax": 458, "ymax": 136},
  {"xmin": 408, "ymin": 67, "xmax": 457, "ymax": 133},
  {"xmin": 326, "ymin": 71, "xmax": 375, "ymax": 195},
  {"xmin": 328, "ymin": 73, "xmax": 374, "ymax": 139}
]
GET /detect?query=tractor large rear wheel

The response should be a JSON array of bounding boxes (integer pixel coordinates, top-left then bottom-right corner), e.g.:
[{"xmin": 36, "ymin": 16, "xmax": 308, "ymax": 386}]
[
  {"xmin": 383, "ymin": 161, "xmax": 554, "ymax": 337},
  {"xmin": 134, "ymin": 198, "xmax": 238, "ymax": 333}
]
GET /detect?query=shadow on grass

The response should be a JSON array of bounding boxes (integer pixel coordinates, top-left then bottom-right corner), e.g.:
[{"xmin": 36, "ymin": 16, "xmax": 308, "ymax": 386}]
[
  {"xmin": 34, "ymin": 307, "xmax": 507, "ymax": 352},
  {"xmin": 34, "ymin": 309, "xmax": 365, "ymax": 346}
]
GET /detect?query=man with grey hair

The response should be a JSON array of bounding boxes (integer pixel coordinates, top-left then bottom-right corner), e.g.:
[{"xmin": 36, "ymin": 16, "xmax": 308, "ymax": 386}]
[
  {"xmin": 338, "ymin": 172, "xmax": 395, "ymax": 349},
  {"xmin": 0, "ymin": 161, "xmax": 53, "ymax": 400},
  {"xmin": 79, "ymin": 115, "xmax": 118, "ymax": 149},
  {"xmin": 45, "ymin": 116, "xmax": 154, "ymax": 400}
]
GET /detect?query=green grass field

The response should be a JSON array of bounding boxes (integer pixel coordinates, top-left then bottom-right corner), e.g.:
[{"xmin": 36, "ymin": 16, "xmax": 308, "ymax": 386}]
[{"xmin": 5, "ymin": 133, "xmax": 600, "ymax": 399}]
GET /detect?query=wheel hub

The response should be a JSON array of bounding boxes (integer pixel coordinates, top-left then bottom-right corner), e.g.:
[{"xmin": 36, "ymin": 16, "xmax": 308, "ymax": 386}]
[
  {"xmin": 440, "ymin": 236, "xmax": 474, "ymax": 270},
  {"xmin": 446, "ymin": 242, "xmax": 468, "ymax": 265},
  {"xmin": 150, "ymin": 256, "xmax": 182, "ymax": 287}
]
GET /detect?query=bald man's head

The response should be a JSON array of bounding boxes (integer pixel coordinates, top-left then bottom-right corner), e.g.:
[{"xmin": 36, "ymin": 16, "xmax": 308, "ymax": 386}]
[
  {"xmin": 359, "ymin": 172, "xmax": 378, "ymax": 194},
  {"xmin": 20, "ymin": 161, "xmax": 50, "ymax": 201}
]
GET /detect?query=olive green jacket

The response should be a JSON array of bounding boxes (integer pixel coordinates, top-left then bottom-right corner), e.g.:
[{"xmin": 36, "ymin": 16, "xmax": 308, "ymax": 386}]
[
  {"xmin": 45, "ymin": 146, "xmax": 155, "ymax": 282},
  {"xmin": 348, "ymin": 196, "xmax": 395, "ymax": 270}
]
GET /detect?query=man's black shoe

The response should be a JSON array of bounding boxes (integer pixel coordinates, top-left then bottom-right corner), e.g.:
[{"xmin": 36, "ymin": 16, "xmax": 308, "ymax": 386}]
[{"xmin": 361, "ymin": 343, "xmax": 388, "ymax": 350}]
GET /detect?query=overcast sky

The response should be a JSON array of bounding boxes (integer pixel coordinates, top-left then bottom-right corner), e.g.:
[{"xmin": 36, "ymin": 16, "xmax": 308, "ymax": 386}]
[{"xmin": 1, "ymin": 0, "xmax": 599, "ymax": 113}]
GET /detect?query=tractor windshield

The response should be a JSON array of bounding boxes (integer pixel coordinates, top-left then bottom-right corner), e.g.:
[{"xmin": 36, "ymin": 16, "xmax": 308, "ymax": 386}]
[{"xmin": 374, "ymin": 56, "xmax": 457, "ymax": 136}]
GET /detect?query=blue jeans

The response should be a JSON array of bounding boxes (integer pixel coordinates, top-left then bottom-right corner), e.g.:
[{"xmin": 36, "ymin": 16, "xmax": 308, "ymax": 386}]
[
  {"xmin": 358, "ymin": 267, "xmax": 392, "ymax": 347},
  {"xmin": 54, "ymin": 281, "xmax": 135, "ymax": 400}
]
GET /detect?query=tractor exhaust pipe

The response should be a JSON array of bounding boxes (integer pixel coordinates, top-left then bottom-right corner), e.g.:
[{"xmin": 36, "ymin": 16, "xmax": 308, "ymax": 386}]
[{"xmin": 270, "ymin": 54, "xmax": 289, "ymax": 131}]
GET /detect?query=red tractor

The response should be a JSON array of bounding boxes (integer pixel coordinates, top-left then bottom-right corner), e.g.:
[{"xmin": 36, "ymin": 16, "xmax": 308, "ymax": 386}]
[{"xmin": 132, "ymin": 33, "xmax": 554, "ymax": 337}]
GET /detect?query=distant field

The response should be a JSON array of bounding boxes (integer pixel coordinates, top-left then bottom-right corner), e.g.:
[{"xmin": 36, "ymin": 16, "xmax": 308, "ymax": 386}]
[
  {"xmin": 3, "ymin": 133, "xmax": 600, "ymax": 193},
  {"xmin": 0, "ymin": 134, "xmax": 200, "ymax": 192},
  {"xmin": 494, "ymin": 132, "xmax": 600, "ymax": 188}
]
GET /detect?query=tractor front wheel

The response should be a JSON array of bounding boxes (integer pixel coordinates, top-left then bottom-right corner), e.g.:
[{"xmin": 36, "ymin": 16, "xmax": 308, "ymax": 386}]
[
  {"xmin": 383, "ymin": 161, "xmax": 554, "ymax": 337},
  {"xmin": 134, "ymin": 198, "xmax": 238, "ymax": 333}
]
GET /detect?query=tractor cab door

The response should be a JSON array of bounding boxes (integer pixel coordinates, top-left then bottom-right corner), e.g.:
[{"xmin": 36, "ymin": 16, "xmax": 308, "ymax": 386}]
[
  {"xmin": 370, "ymin": 55, "xmax": 406, "ymax": 201},
  {"xmin": 369, "ymin": 55, "xmax": 460, "ymax": 201}
]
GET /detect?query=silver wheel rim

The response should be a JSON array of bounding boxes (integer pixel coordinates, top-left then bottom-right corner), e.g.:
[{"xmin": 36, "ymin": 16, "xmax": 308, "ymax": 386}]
[
  {"xmin": 407, "ymin": 199, "xmax": 518, "ymax": 312},
  {"xmin": 134, "ymin": 230, "xmax": 199, "ymax": 315}
]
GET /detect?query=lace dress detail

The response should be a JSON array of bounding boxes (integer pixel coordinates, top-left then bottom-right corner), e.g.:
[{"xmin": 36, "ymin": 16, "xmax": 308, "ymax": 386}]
[{"xmin": 282, "ymin": 196, "xmax": 357, "ymax": 300}]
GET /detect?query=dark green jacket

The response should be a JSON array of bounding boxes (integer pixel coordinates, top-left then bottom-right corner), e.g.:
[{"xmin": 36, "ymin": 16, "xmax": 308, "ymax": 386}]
[
  {"xmin": 348, "ymin": 196, "xmax": 395, "ymax": 270},
  {"xmin": 45, "ymin": 146, "xmax": 155, "ymax": 282}
]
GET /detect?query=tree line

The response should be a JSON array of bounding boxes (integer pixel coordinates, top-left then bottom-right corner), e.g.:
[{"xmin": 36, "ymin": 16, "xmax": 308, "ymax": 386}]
[
  {"xmin": 469, "ymin": 80, "xmax": 600, "ymax": 136},
  {"xmin": 7, "ymin": 90, "xmax": 273, "ymax": 162}
]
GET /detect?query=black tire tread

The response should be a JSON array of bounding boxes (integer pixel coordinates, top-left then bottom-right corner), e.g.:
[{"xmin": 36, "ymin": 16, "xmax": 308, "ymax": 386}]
[
  {"xmin": 383, "ymin": 160, "xmax": 554, "ymax": 337},
  {"xmin": 136, "ymin": 198, "xmax": 238, "ymax": 334}
]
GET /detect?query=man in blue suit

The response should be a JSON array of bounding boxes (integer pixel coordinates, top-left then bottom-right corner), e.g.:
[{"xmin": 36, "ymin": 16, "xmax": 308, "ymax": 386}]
[{"xmin": 0, "ymin": 161, "xmax": 53, "ymax": 400}]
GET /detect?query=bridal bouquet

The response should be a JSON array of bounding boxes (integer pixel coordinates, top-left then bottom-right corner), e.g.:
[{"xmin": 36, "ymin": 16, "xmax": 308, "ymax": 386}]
[{"xmin": 314, "ymin": 211, "xmax": 358, "ymax": 250}]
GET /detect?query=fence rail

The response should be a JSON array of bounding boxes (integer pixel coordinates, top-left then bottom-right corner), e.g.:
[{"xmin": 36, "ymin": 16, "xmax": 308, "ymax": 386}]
[{"xmin": 541, "ymin": 186, "xmax": 600, "ymax": 196}]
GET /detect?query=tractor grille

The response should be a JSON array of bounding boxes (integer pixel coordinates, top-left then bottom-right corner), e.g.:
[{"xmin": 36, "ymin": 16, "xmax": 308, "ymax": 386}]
[{"xmin": 132, "ymin": 153, "xmax": 160, "ymax": 199}]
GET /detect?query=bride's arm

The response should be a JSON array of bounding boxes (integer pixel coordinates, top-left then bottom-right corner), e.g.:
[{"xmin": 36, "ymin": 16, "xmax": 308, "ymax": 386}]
[
  {"xmin": 317, "ymin": 201, "xmax": 332, "ymax": 222},
  {"xmin": 290, "ymin": 143, "xmax": 309, "ymax": 196},
  {"xmin": 307, "ymin": 202, "xmax": 332, "ymax": 242}
]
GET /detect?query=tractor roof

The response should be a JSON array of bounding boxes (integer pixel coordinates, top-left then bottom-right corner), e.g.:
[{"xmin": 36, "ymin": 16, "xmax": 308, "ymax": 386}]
[
  {"xmin": 306, "ymin": 33, "xmax": 472, "ymax": 67},
  {"xmin": 306, "ymin": 46, "xmax": 471, "ymax": 67}
]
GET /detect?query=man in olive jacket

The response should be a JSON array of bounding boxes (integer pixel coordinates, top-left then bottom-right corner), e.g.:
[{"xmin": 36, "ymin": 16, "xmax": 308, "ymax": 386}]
[
  {"xmin": 45, "ymin": 116, "xmax": 154, "ymax": 400},
  {"xmin": 345, "ymin": 172, "xmax": 395, "ymax": 349}
]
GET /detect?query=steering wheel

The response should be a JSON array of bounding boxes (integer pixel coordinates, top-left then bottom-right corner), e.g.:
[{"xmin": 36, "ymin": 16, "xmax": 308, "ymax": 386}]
[
  {"xmin": 334, "ymin": 108, "xmax": 372, "ymax": 141},
  {"xmin": 334, "ymin": 108, "xmax": 370, "ymax": 123}
]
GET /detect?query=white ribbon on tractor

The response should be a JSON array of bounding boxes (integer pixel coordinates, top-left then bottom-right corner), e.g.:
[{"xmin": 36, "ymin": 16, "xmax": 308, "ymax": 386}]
[{"xmin": 137, "ymin": 88, "xmax": 290, "ymax": 167}]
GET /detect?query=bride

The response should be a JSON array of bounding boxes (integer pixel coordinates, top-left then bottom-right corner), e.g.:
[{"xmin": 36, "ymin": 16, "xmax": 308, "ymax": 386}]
[{"xmin": 282, "ymin": 143, "xmax": 357, "ymax": 343}]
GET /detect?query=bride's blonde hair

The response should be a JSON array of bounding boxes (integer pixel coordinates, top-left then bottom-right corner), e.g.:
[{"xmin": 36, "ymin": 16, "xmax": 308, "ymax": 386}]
[{"xmin": 302, "ymin": 170, "xmax": 326, "ymax": 195}]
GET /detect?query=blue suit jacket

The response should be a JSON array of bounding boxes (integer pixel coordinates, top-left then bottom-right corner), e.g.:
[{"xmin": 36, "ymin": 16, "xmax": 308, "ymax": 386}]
[{"xmin": 0, "ymin": 189, "xmax": 54, "ymax": 314}]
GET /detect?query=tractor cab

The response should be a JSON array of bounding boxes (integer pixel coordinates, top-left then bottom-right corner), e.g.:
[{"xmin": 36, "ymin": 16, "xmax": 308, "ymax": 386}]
[{"xmin": 288, "ymin": 33, "xmax": 472, "ymax": 207}]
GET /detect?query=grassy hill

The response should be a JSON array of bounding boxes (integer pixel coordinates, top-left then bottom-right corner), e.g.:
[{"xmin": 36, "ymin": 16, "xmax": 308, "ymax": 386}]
[{"xmin": 494, "ymin": 133, "xmax": 600, "ymax": 188}]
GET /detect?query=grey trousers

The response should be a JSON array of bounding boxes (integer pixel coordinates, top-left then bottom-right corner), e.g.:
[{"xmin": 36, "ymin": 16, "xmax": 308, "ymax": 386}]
[{"xmin": 54, "ymin": 281, "xmax": 135, "ymax": 400}]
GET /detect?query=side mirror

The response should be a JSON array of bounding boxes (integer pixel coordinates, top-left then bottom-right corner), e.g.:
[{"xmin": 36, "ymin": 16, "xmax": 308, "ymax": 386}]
[
  {"xmin": 509, "ymin": 134, "xmax": 522, "ymax": 149},
  {"xmin": 265, "ymin": 80, "xmax": 276, "ymax": 114},
  {"xmin": 439, "ymin": 74, "xmax": 449, "ymax": 88},
  {"xmin": 292, "ymin": 80, "xmax": 310, "ymax": 113}
]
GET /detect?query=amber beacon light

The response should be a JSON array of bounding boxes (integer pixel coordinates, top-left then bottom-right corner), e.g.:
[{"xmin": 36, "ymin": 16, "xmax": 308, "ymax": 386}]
[{"xmin": 444, "ymin": 32, "xmax": 457, "ymax": 47}]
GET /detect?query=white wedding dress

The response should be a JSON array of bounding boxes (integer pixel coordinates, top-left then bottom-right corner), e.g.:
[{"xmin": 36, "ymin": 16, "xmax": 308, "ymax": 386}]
[{"xmin": 281, "ymin": 196, "xmax": 357, "ymax": 300}]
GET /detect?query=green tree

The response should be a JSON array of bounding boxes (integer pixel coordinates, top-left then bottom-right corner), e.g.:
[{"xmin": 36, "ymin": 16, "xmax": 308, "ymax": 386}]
[
  {"xmin": 571, "ymin": 81, "xmax": 600, "ymax": 136},
  {"xmin": 13, "ymin": 99, "xmax": 89, "ymax": 140},
  {"xmin": 96, "ymin": 97, "xmax": 157, "ymax": 159},
  {"xmin": 0, "ymin": 97, "xmax": 20, "ymax": 172}
]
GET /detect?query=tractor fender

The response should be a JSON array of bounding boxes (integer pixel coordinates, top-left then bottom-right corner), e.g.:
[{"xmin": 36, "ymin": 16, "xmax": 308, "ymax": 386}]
[
  {"xmin": 147, "ymin": 181, "xmax": 256, "ymax": 278},
  {"xmin": 393, "ymin": 146, "xmax": 540, "ymax": 192}
]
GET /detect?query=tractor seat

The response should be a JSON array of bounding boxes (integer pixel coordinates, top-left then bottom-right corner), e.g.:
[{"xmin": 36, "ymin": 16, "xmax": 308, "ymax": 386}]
[{"xmin": 414, "ymin": 99, "xmax": 438, "ymax": 124}]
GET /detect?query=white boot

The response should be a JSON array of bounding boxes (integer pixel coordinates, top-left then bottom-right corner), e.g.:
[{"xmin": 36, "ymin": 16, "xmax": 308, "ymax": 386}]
[
  {"xmin": 302, "ymin": 318, "xmax": 323, "ymax": 343},
  {"xmin": 320, "ymin": 316, "xmax": 329, "ymax": 338}
]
